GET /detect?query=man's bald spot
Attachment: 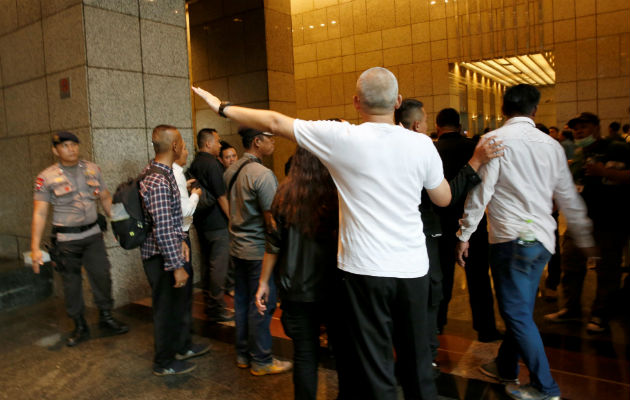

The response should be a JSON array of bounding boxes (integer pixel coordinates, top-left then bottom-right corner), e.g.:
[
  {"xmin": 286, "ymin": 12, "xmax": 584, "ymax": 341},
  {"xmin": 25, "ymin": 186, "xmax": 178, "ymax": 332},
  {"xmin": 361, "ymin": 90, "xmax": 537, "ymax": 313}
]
[
  {"xmin": 152, "ymin": 124, "xmax": 181, "ymax": 154},
  {"xmin": 356, "ymin": 67, "xmax": 398, "ymax": 114}
]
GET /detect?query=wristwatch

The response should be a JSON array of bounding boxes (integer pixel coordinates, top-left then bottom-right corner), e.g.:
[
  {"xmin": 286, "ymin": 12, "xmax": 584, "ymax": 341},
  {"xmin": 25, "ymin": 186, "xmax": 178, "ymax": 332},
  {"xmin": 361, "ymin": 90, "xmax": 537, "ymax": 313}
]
[{"xmin": 219, "ymin": 101, "xmax": 232, "ymax": 118}]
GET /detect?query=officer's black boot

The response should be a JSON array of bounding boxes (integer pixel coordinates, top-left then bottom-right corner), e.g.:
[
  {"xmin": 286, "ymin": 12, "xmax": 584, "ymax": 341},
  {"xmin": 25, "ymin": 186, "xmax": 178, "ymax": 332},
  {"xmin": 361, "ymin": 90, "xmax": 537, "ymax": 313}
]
[
  {"xmin": 99, "ymin": 310, "xmax": 129, "ymax": 335},
  {"xmin": 66, "ymin": 315, "xmax": 90, "ymax": 347}
]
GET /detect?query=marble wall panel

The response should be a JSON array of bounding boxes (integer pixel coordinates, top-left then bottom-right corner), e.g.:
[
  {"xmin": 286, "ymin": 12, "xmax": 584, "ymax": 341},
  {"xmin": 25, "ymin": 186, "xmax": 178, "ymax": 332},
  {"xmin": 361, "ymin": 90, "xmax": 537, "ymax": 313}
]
[
  {"xmin": 596, "ymin": 36, "xmax": 619, "ymax": 78},
  {"xmin": 596, "ymin": 0, "xmax": 629, "ymax": 14},
  {"xmin": 43, "ymin": 4, "xmax": 85, "ymax": 74},
  {"xmin": 143, "ymin": 75, "xmax": 192, "ymax": 130},
  {"xmin": 17, "ymin": 0, "xmax": 41, "ymax": 28},
  {"xmin": 228, "ymin": 71, "xmax": 269, "ymax": 104},
  {"xmin": 4, "ymin": 78, "xmax": 50, "ymax": 136},
  {"xmin": 382, "ymin": 25, "xmax": 411, "ymax": 49},
  {"xmin": 0, "ymin": 0, "xmax": 18, "ymax": 36},
  {"xmin": 0, "ymin": 23, "xmax": 45, "ymax": 86},
  {"xmin": 0, "ymin": 234, "xmax": 18, "ymax": 259},
  {"xmin": 0, "ymin": 90, "xmax": 6, "ymax": 137},
  {"xmin": 28, "ymin": 133, "xmax": 56, "ymax": 181},
  {"xmin": 366, "ymin": 0, "xmax": 396, "ymax": 32},
  {"xmin": 141, "ymin": 21, "xmax": 188, "ymax": 77},
  {"xmin": 577, "ymin": 79, "xmax": 597, "ymax": 100},
  {"xmin": 265, "ymin": 0, "xmax": 291, "ymax": 14},
  {"xmin": 268, "ymin": 71, "xmax": 296, "ymax": 102},
  {"xmin": 83, "ymin": 0, "xmax": 139, "ymax": 16},
  {"xmin": 41, "ymin": 0, "xmax": 82, "ymax": 17},
  {"xmin": 598, "ymin": 77, "xmax": 630, "ymax": 100},
  {"xmin": 84, "ymin": 6, "xmax": 142, "ymax": 71},
  {"xmin": 87, "ymin": 68, "xmax": 145, "ymax": 129},
  {"xmin": 195, "ymin": 109, "xmax": 232, "ymax": 140},
  {"xmin": 192, "ymin": 78, "xmax": 229, "ymax": 110},
  {"xmin": 46, "ymin": 66, "xmax": 90, "ymax": 131},
  {"xmin": 0, "ymin": 136, "xmax": 32, "ymax": 237},
  {"xmin": 92, "ymin": 128, "xmax": 149, "ymax": 196},
  {"xmin": 265, "ymin": 9, "xmax": 294, "ymax": 73},
  {"xmin": 106, "ymin": 246, "xmax": 151, "ymax": 307},
  {"xmin": 139, "ymin": 0, "xmax": 186, "ymax": 27},
  {"xmin": 355, "ymin": 50, "xmax": 383, "ymax": 70},
  {"xmin": 575, "ymin": 0, "xmax": 595, "ymax": 17}
]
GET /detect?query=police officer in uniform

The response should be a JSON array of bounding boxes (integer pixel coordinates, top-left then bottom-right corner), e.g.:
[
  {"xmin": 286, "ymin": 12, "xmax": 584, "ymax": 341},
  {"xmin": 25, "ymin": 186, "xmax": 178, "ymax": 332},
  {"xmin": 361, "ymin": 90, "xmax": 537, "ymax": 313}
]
[{"xmin": 30, "ymin": 131, "xmax": 128, "ymax": 346}]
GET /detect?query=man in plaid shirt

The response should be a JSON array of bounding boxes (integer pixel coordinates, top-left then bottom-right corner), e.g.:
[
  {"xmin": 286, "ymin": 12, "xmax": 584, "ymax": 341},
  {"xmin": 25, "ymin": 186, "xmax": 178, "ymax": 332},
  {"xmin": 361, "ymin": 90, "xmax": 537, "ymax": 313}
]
[{"xmin": 140, "ymin": 125, "xmax": 194, "ymax": 376}]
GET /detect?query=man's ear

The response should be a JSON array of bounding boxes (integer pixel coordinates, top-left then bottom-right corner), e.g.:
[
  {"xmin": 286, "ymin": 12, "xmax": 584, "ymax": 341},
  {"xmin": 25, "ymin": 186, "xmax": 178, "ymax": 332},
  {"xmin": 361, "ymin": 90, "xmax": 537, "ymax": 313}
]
[
  {"xmin": 52, "ymin": 146, "xmax": 59, "ymax": 157},
  {"xmin": 353, "ymin": 95, "xmax": 361, "ymax": 112},
  {"xmin": 394, "ymin": 94, "xmax": 402, "ymax": 109},
  {"xmin": 531, "ymin": 105, "xmax": 538, "ymax": 118}
]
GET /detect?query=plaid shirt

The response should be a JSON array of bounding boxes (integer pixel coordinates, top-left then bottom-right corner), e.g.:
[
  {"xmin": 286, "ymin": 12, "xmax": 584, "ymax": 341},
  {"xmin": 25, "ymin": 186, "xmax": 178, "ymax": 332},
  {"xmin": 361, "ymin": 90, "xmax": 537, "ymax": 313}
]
[{"xmin": 139, "ymin": 161, "xmax": 185, "ymax": 270}]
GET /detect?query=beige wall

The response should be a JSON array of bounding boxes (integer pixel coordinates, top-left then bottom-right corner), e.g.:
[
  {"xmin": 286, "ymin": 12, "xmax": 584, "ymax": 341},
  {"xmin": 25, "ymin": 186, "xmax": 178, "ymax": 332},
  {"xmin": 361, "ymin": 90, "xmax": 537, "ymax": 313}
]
[
  {"xmin": 188, "ymin": 0, "xmax": 296, "ymax": 179},
  {"xmin": 0, "ymin": 0, "xmax": 194, "ymax": 307},
  {"xmin": 289, "ymin": 0, "xmax": 629, "ymax": 130}
]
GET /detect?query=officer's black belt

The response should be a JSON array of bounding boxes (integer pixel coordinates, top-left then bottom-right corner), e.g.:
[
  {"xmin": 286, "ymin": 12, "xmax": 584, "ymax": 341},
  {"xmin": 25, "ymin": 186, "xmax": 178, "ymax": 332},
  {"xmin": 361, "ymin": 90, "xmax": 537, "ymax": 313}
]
[{"xmin": 52, "ymin": 222, "xmax": 97, "ymax": 234}]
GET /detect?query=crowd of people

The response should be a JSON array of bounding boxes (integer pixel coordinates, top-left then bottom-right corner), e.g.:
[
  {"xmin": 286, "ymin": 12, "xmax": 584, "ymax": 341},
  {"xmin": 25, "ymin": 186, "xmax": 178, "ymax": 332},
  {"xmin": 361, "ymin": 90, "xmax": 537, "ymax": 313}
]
[{"xmin": 28, "ymin": 66, "xmax": 629, "ymax": 400}]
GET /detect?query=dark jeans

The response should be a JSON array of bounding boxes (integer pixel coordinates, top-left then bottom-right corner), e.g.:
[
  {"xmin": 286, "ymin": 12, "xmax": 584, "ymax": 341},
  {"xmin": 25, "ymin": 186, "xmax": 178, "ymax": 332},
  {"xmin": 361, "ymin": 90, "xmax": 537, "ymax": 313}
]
[
  {"xmin": 490, "ymin": 240, "xmax": 559, "ymax": 396},
  {"xmin": 281, "ymin": 301, "xmax": 327, "ymax": 400},
  {"xmin": 143, "ymin": 255, "xmax": 187, "ymax": 368},
  {"xmin": 198, "ymin": 228, "xmax": 229, "ymax": 315},
  {"xmin": 561, "ymin": 230, "xmax": 628, "ymax": 320},
  {"xmin": 233, "ymin": 256, "xmax": 277, "ymax": 365},
  {"xmin": 335, "ymin": 271, "xmax": 437, "ymax": 400},
  {"xmin": 57, "ymin": 233, "xmax": 113, "ymax": 318},
  {"xmin": 177, "ymin": 236, "xmax": 194, "ymax": 352},
  {"xmin": 438, "ymin": 229, "xmax": 497, "ymax": 335}
]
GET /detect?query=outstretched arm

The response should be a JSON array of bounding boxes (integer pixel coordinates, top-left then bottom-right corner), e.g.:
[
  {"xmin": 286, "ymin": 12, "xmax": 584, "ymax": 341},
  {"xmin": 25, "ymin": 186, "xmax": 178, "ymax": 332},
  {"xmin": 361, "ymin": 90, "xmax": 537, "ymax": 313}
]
[{"xmin": 192, "ymin": 86, "xmax": 296, "ymax": 142}]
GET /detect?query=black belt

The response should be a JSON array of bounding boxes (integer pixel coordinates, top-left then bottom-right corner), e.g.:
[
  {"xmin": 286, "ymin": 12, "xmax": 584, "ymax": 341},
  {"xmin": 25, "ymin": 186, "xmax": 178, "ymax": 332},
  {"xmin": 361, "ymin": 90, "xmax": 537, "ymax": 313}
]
[{"xmin": 52, "ymin": 222, "xmax": 97, "ymax": 234}]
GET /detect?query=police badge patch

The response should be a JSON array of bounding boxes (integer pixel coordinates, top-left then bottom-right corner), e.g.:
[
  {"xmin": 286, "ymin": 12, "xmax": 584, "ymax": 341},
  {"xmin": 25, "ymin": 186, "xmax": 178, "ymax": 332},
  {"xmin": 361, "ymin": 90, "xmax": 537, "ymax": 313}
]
[{"xmin": 35, "ymin": 176, "xmax": 44, "ymax": 191}]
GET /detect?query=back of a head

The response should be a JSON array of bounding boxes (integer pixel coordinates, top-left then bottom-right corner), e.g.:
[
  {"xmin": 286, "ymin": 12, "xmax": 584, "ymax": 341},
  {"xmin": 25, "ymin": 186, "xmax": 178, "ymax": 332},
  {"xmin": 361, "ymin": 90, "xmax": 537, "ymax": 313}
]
[
  {"xmin": 197, "ymin": 128, "xmax": 216, "ymax": 149},
  {"xmin": 436, "ymin": 108, "xmax": 461, "ymax": 129},
  {"xmin": 561, "ymin": 129, "xmax": 574, "ymax": 141},
  {"xmin": 356, "ymin": 67, "xmax": 399, "ymax": 114},
  {"xmin": 502, "ymin": 84, "xmax": 540, "ymax": 118},
  {"xmin": 609, "ymin": 121, "xmax": 621, "ymax": 132},
  {"xmin": 394, "ymin": 98, "xmax": 424, "ymax": 128},
  {"xmin": 536, "ymin": 123, "xmax": 550, "ymax": 135},
  {"xmin": 152, "ymin": 124, "xmax": 178, "ymax": 154},
  {"xmin": 272, "ymin": 147, "xmax": 337, "ymax": 237}
]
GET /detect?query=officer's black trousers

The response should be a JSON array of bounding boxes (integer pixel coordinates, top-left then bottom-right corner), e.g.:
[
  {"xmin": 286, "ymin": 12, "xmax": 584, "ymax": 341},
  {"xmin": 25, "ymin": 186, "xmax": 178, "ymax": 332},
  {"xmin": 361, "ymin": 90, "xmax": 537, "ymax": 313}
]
[
  {"xmin": 143, "ymin": 255, "xmax": 187, "ymax": 368},
  {"xmin": 57, "ymin": 233, "xmax": 113, "ymax": 318},
  {"xmin": 335, "ymin": 271, "xmax": 437, "ymax": 400}
]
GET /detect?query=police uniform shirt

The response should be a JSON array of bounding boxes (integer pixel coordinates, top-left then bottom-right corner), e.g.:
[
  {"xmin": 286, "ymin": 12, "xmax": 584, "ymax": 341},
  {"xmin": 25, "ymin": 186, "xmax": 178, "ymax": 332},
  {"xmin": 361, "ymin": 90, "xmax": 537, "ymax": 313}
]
[{"xmin": 34, "ymin": 160, "xmax": 106, "ymax": 242}]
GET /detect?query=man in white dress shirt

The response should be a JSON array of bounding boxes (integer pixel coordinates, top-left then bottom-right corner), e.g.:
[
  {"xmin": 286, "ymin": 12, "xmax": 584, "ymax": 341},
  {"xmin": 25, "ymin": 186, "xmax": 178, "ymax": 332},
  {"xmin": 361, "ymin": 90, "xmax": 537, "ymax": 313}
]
[
  {"xmin": 456, "ymin": 84, "xmax": 596, "ymax": 400},
  {"xmin": 172, "ymin": 142, "xmax": 210, "ymax": 360}
]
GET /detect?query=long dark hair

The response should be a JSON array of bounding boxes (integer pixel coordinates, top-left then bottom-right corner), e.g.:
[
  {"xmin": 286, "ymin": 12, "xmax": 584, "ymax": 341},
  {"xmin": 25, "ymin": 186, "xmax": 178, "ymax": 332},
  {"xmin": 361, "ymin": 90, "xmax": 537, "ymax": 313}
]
[{"xmin": 271, "ymin": 147, "xmax": 338, "ymax": 237}]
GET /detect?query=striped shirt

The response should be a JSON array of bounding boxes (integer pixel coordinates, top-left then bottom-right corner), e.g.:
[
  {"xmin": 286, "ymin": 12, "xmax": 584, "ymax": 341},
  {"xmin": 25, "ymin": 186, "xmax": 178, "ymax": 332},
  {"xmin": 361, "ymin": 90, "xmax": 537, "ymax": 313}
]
[{"xmin": 139, "ymin": 161, "xmax": 185, "ymax": 270}]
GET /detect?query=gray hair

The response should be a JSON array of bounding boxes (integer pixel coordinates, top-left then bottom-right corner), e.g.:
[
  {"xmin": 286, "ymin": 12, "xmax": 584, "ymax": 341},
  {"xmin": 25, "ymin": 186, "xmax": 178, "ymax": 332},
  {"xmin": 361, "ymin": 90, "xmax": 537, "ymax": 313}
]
[{"xmin": 356, "ymin": 67, "xmax": 399, "ymax": 112}]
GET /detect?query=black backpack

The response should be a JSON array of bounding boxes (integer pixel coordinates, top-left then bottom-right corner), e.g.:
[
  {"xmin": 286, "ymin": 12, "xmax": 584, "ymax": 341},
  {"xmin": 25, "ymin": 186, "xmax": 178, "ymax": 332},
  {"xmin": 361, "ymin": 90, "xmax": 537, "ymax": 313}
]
[{"xmin": 110, "ymin": 167, "xmax": 167, "ymax": 250}]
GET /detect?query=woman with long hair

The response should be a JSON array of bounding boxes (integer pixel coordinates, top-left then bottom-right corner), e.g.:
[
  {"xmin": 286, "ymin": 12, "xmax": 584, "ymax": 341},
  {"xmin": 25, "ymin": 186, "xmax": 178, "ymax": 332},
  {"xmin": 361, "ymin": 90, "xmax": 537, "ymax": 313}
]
[{"xmin": 255, "ymin": 147, "xmax": 338, "ymax": 400}]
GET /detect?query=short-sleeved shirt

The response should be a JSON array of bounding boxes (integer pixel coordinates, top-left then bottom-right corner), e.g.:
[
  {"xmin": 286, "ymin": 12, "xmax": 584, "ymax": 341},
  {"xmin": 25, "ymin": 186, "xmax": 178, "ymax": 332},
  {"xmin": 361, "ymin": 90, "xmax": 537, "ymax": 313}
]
[
  {"xmin": 189, "ymin": 152, "xmax": 228, "ymax": 232},
  {"xmin": 293, "ymin": 119, "xmax": 445, "ymax": 278},
  {"xmin": 223, "ymin": 153, "xmax": 278, "ymax": 260},
  {"xmin": 33, "ymin": 160, "xmax": 106, "ymax": 242}
]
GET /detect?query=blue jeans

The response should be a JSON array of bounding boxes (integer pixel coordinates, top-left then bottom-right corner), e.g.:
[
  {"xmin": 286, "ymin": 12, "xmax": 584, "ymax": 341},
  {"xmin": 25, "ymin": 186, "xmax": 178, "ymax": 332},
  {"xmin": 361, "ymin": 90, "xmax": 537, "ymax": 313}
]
[
  {"xmin": 232, "ymin": 256, "xmax": 277, "ymax": 366},
  {"xmin": 490, "ymin": 240, "xmax": 560, "ymax": 396}
]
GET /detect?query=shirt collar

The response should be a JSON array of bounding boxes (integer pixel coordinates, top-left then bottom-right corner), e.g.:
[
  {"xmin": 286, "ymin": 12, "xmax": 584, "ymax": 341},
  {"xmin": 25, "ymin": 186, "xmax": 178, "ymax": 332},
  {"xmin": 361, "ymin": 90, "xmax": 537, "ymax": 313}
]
[
  {"xmin": 172, "ymin": 163, "xmax": 183, "ymax": 173},
  {"xmin": 150, "ymin": 160, "xmax": 172, "ymax": 172},
  {"xmin": 503, "ymin": 116, "xmax": 535, "ymax": 127},
  {"xmin": 243, "ymin": 152, "xmax": 262, "ymax": 163}
]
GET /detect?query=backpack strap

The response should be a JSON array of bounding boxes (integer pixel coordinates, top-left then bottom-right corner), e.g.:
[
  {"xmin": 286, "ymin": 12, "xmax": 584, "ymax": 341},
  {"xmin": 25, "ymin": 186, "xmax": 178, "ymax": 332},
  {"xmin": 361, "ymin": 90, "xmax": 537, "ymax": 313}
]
[{"xmin": 227, "ymin": 158, "xmax": 254, "ymax": 199}]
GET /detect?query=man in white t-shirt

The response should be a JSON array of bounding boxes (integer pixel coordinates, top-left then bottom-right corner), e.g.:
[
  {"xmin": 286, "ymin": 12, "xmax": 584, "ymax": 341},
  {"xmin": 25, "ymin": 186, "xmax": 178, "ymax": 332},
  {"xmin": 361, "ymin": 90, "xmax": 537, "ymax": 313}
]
[{"xmin": 193, "ymin": 67, "xmax": 451, "ymax": 399}]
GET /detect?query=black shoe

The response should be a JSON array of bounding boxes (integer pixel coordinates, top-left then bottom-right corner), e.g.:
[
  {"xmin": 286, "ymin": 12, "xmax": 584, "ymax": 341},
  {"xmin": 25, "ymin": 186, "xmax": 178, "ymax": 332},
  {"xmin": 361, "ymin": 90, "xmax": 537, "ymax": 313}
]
[
  {"xmin": 478, "ymin": 330, "xmax": 504, "ymax": 343},
  {"xmin": 153, "ymin": 360, "xmax": 196, "ymax": 376},
  {"xmin": 175, "ymin": 343, "xmax": 211, "ymax": 360},
  {"xmin": 67, "ymin": 315, "xmax": 90, "ymax": 347},
  {"xmin": 99, "ymin": 310, "xmax": 129, "ymax": 335},
  {"xmin": 206, "ymin": 309, "xmax": 235, "ymax": 323}
]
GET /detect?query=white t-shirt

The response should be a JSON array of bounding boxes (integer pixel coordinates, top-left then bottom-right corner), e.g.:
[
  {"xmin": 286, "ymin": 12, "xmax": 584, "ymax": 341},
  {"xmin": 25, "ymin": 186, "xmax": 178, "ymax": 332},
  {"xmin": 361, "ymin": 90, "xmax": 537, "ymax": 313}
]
[{"xmin": 293, "ymin": 119, "xmax": 444, "ymax": 278}]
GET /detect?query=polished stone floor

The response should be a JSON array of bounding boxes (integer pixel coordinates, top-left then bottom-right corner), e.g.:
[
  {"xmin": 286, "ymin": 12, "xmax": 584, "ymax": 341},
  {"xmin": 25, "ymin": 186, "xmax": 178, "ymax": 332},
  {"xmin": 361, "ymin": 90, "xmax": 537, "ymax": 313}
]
[{"xmin": 1, "ymin": 263, "xmax": 628, "ymax": 400}]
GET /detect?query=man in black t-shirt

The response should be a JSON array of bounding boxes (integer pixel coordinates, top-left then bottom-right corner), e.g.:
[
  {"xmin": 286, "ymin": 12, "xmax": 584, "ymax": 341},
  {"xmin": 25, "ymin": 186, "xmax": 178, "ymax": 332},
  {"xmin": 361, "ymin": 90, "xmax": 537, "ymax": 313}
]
[
  {"xmin": 189, "ymin": 128, "xmax": 234, "ymax": 322},
  {"xmin": 545, "ymin": 112, "xmax": 630, "ymax": 333}
]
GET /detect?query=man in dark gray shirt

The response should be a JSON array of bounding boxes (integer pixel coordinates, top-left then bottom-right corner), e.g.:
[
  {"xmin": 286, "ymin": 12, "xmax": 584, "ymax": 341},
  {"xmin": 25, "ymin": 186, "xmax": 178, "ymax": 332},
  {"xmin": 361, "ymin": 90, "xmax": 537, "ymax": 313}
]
[{"xmin": 223, "ymin": 127, "xmax": 291, "ymax": 376}]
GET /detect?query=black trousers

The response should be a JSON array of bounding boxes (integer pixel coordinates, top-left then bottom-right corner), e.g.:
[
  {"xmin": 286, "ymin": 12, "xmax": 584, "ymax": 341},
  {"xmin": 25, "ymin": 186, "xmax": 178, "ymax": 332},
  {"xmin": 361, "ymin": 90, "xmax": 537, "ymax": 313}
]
[
  {"xmin": 197, "ymin": 228, "xmax": 229, "ymax": 315},
  {"xmin": 281, "ymin": 301, "xmax": 328, "ymax": 400},
  {"xmin": 177, "ymin": 236, "xmax": 194, "ymax": 353},
  {"xmin": 57, "ymin": 233, "xmax": 113, "ymax": 318},
  {"xmin": 143, "ymin": 255, "xmax": 187, "ymax": 368},
  {"xmin": 425, "ymin": 234, "xmax": 443, "ymax": 360},
  {"xmin": 335, "ymin": 271, "xmax": 437, "ymax": 400},
  {"xmin": 437, "ymin": 229, "xmax": 497, "ymax": 335}
]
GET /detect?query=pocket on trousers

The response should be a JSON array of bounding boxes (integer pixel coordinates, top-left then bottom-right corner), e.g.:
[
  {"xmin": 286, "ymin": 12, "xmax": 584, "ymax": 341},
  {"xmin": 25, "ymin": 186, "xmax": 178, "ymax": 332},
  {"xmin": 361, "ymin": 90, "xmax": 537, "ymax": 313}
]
[{"xmin": 510, "ymin": 241, "xmax": 537, "ymax": 274}]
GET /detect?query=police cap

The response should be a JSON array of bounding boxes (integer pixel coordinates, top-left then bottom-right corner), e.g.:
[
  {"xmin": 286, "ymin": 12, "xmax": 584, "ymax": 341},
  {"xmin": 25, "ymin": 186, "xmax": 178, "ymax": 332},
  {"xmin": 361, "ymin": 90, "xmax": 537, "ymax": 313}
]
[{"xmin": 52, "ymin": 131, "xmax": 80, "ymax": 146}]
